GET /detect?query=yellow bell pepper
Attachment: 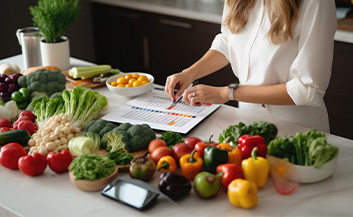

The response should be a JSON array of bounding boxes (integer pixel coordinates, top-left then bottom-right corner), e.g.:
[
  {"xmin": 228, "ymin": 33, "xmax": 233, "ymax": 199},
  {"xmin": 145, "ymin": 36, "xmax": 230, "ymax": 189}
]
[
  {"xmin": 217, "ymin": 143, "xmax": 242, "ymax": 166},
  {"xmin": 227, "ymin": 179, "xmax": 258, "ymax": 209},
  {"xmin": 241, "ymin": 147, "xmax": 269, "ymax": 188},
  {"xmin": 156, "ymin": 155, "xmax": 177, "ymax": 173},
  {"xmin": 180, "ymin": 149, "xmax": 203, "ymax": 180}
]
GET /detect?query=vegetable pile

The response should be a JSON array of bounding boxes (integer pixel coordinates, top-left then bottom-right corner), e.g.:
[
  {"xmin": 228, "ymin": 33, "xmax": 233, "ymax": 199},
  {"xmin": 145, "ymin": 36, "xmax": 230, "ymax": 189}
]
[
  {"xmin": 101, "ymin": 123, "xmax": 156, "ymax": 153},
  {"xmin": 28, "ymin": 114, "xmax": 81, "ymax": 156},
  {"xmin": 268, "ymin": 128, "xmax": 339, "ymax": 168},
  {"xmin": 218, "ymin": 121, "xmax": 278, "ymax": 146},
  {"xmin": 17, "ymin": 68, "xmax": 66, "ymax": 98},
  {"xmin": 29, "ymin": 85, "xmax": 108, "ymax": 129}
]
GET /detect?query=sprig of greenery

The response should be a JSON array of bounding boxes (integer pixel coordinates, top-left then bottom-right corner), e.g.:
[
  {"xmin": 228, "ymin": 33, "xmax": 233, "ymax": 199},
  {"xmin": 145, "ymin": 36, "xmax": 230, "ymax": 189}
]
[{"xmin": 29, "ymin": 0, "xmax": 81, "ymax": 43}]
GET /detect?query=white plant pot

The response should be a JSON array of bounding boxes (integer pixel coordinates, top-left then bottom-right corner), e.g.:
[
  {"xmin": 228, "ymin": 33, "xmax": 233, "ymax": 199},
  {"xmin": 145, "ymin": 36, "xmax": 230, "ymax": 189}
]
[{"xmin": 40, "ymin": 36, "xmax": 71, "ymax": 71}]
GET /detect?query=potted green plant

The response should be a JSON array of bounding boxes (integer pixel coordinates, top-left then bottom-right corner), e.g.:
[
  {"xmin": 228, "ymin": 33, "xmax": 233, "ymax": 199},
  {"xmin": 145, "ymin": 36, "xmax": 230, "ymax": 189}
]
[{"xmin": 29, "ymin": 0, "xmax": 81, "ymax": 70}]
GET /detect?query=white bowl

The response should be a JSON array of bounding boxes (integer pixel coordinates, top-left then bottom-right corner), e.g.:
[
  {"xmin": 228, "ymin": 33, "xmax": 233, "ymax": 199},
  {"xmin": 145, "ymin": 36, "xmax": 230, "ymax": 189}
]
[
  {"xmin": 295, "ymin": 156, "xmax": 337, "ymax": 184},
  {"xmin": 106, "ymin": 72, "xmax": 154, "ymax": 97}
]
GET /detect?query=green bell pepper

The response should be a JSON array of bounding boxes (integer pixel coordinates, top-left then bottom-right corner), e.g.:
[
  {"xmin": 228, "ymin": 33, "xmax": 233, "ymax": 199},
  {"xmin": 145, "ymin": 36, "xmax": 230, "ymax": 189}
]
[
  {"xmin": 11, "ymin": 87, "xmax": 31, "ymax": 109},
  {"xmin": 203, "ymin": 146, "xmax": 228, "ymax": 174}
]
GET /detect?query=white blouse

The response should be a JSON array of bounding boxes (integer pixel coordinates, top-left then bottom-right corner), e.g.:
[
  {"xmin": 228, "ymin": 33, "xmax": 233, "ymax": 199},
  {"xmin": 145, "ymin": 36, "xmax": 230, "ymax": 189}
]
[{"xmin": 210, "ymin": 0, "xmax": 337, "ymax": 132}]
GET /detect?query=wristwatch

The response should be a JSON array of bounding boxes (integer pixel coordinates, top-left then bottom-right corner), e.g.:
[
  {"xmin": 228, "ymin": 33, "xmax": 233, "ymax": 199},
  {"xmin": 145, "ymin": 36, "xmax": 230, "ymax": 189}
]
[{"xmin": 228, "ymin": 83, "xmax": 239, "ymax": 101}]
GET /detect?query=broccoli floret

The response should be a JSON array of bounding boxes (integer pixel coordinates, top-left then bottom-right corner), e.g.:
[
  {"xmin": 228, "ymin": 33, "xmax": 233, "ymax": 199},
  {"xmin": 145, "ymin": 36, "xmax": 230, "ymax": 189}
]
[
  {"xmin": 17, "ymin": 69, "xmax": 66, "ymax": 97},
  {"xmin": 84, "ymin": 119, "xmax": 118, "ymax": 138},
  {"xmin": 116, "ymin": 122, "xmax": 133, "ymax": 132},
  {"xmin": 127, "ymin": 124, "xmax": 156, "ymax": 151},
  {"xmin": 17, "ymin": 76, "xmax": 27, "ymax": 87},
  {"xmin": 101, "ymin": 128, "xmax": 131, "ymax": 153}
]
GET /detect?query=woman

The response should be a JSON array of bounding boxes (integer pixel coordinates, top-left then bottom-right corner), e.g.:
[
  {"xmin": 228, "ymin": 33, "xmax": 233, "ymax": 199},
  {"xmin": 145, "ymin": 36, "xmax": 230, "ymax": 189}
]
[{"xmin": 164, "ymin": 0, "xmax": 337, "ymax": 132}]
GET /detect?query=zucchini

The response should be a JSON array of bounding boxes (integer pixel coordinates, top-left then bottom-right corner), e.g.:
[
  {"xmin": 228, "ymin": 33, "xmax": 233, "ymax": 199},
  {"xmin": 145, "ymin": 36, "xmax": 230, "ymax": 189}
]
[{"xmin": 0, "ymin": 129, "xmax": 31, "ymax": 147}]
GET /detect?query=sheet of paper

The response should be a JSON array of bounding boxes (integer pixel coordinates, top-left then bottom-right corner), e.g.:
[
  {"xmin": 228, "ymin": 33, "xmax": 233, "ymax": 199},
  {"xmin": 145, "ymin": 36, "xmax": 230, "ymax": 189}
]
[{"xmin": 101, "ymin": 89, "xmax": 221, "ymax": 134}]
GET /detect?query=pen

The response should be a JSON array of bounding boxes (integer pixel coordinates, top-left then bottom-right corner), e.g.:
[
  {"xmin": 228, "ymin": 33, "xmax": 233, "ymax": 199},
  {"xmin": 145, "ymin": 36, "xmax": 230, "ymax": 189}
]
[{"xmin": 167, "ymin": 80, "xmax": 198, "ymax": 109}]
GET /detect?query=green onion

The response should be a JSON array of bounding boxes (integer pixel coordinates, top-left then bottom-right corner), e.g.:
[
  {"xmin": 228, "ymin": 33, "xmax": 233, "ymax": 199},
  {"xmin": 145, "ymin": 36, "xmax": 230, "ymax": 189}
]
[{"xmin": 69, "ymin": 65, "xmax": 112, "ymax": 80}]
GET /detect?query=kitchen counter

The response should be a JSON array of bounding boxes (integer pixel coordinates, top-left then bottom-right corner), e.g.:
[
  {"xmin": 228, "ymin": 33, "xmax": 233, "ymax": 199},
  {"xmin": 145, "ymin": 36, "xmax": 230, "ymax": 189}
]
[
  {"xmin": 90, "ymin": 0, "xmax": 353, "ymax": 44},
  {"xmin": 1, "ymin": 55, "xmax": 353, "ymax": 216}
]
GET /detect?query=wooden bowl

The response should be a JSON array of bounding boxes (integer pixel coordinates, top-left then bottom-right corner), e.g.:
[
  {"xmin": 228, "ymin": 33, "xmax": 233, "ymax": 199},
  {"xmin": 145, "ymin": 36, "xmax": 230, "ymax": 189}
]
[{"xmin": 69, "ymin": 166, "xmax": 119, "ymax": 192}]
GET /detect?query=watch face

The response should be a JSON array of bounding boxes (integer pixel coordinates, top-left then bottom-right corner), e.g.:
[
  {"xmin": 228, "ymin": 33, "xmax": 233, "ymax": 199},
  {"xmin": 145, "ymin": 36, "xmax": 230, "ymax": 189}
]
[{"xmin": 229, "ymin": 83, "xmax": 238, "ymax": 88}]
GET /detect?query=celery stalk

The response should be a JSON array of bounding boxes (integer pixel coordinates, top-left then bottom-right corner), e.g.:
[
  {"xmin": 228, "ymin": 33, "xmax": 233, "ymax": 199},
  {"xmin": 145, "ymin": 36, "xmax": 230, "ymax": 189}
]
[{"xmin": 69, "ymin": 65, "xmax": 112, "ymax": 80}]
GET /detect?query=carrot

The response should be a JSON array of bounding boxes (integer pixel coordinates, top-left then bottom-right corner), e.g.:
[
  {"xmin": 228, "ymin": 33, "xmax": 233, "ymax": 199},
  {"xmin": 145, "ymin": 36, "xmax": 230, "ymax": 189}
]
[{"xmin": 22, "ymin": 66, "xmax": 61, "ymax": 75}]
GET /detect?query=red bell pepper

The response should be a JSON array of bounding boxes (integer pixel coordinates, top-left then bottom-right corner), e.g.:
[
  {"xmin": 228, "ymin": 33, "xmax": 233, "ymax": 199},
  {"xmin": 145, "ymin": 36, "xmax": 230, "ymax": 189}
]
[
  {"xmin": 0, "ymin": 142, "xmax": 27, "ymax": 170},
  {"xmin": 216, "ymin": 163, "xmax": 244, "ymax": 189},
  {"xmin": 18, "ymin": 152, "xmax": 47, "ymax": 176},
  {"xmin": 237, "ymin": 135, "xmax": 267, "ymax": 159},
  {"xmin": 47, "ymin": 149, "xmax": 73, "ymax": 173}
]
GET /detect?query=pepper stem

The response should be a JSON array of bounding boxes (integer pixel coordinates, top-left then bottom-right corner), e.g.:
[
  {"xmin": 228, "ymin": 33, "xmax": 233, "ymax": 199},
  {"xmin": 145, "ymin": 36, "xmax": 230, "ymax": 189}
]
[
  {"xmin": 157, "ymin": 161, "xmax": 170, "ymax": 171},
  {"xmin": 252, "ymin": 147, "xmax": 258, "ymax": 161},
  {"xmin": 188, "ymin": 149, "xmax": 197, "ymax": 163}
]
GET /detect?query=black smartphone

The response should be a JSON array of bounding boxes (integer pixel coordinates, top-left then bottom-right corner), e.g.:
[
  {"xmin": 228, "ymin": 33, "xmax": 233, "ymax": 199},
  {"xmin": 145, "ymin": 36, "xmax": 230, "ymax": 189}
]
[{"xmin": 101, "ymin": 178, "xmax": 159, "ymax": 211}]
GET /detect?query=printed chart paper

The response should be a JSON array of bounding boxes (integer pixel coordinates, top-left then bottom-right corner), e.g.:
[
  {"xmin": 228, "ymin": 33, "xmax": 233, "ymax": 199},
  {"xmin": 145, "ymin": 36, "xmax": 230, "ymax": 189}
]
[{"xmin": 101, "ymin": 89, "xmax": 221, "ymax": 134}]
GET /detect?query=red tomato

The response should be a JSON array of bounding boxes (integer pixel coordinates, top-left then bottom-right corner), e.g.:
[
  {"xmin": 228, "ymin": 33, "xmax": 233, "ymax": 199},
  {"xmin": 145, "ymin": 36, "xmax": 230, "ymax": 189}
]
[
  {"xmin": 47, "ymin": 149, "xmax": 72, "ymax": 173},
  {"xmin": 0, "ymin": 143, "xmax": 27, "ymax": 170},
  {"xmin": 184, "ymin": 137, "xmax": 202, "ymax": 149},
  {"xmin": 18, "ymin": 152, "xmax": 47, "ymax": 176},
  {"xmin": 195, "ymin": 137, "xmax": 218, "ymax": 159},
  {"xmin": 150, "ymin": 146, "xmax": 172, "ymax": 163},
  {"xmin": 148, "ymin": 138, "xmax": 167, "ymax": 154},
  {"xmin": 172, "ymin": 142, "xmax": 193, "ymax": 163}
]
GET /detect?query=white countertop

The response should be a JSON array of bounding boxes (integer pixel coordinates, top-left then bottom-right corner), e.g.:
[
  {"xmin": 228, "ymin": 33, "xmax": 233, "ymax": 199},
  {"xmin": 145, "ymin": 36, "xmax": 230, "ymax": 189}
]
[
  {"xmin": 1, "ymin": 55, "xmax": 353, "ymax": 217},
  {"xmin": 90, "ymin": 0, "xmax": 353, "ymax": 44}
]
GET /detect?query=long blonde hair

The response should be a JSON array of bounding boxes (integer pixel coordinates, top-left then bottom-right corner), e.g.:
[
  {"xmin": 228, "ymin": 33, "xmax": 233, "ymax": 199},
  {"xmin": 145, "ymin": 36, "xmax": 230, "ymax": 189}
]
[{"xmin": 223, "ymin": 0, "xmax": 301, "ymax": 44}]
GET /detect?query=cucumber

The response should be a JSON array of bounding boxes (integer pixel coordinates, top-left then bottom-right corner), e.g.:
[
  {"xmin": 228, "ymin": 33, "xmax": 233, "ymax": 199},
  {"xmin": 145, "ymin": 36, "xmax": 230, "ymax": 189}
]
[{"xmin": 0, "ymin": 129, "xmax": 31, "ymax": 147}]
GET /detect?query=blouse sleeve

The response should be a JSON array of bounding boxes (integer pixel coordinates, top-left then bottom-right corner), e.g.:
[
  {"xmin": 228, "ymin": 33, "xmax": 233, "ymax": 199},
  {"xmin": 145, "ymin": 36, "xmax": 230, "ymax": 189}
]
[
  {"xmin": 209, "ymin": 2, "xmax": 230, "ymax": 61},
  {"xmin": 286, "ymin": 0, "xmax": 337, "ymax": 106}
]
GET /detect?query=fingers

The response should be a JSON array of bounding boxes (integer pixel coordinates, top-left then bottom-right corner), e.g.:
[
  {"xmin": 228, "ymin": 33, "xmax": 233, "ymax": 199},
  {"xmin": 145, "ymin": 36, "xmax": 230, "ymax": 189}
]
[
  {"xmin": 184, "ymin": 87, "xmax": 201, "ymax": 106},
  {"xmin": 165, "ymin": 75, "xmax": 177, "ymax": 101}
]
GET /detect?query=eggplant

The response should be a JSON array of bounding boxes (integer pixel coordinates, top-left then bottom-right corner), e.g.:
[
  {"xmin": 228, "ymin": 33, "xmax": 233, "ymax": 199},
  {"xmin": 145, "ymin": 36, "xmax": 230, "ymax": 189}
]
[{"xmin": 158, "ymin": 172, "xmax": 191, "ymax": 200}]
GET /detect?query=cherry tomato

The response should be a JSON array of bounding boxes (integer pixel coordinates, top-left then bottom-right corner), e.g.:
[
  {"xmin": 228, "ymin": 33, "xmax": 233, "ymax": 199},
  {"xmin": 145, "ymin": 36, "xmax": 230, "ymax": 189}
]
[
  {"xmin": 150, "ymin": 146, "xmax": 172, "ymax": 163},
  {"xmin": 148, "ymin": 138, "xmax": 167, "ymax": 154},
  {"xmin": 172, "ymin": 142, "xmax": 193, "ymax": 163},
  {"xmin": 117, "ymin": 76, "xmax": 128, "ymax": 85},
  {"xmin": 124, "ymin": 74, "xmax": 133, "ymax": 80},
  {"xmin": 184, "ymin": 136, "xmax": 202, "ymax": 149}
]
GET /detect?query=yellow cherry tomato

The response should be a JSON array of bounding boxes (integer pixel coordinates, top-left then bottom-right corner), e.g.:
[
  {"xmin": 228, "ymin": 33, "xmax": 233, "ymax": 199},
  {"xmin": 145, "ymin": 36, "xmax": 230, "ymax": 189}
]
[
  {"xmin": 133, "ymin": 80, "xmax": 143, "ymax": 87},
  {"xmin": 117, "ymin": 76, "xmax": 128, "ymax": 85},
  {"xmin": 141, "ymin": 80, "xmax": 149, "ymax": 85},
  {"xmin": 117, "ymin": 84, "xmax": 125, "ymax": 88},
  {"xmin": 132, "ymin": 73, "xmax": 140, "ymax": 79},
  {"xmin": 110, "ymin": 81, "xmax": 118, "ymax": 86},
  {"xmin": 138, "ymin": 75, "xmax": 148, "ymax": 82},
  {"xmin": 128, "ymin": 78, "xmax": 137, "ymax": 84},
  {"xmin": 125, "ymin": 74, "xmax": 133, "ymax": 80},
  {"xmin": 125, "ymin": 83, "xmax": 133, "ymax": 88}
]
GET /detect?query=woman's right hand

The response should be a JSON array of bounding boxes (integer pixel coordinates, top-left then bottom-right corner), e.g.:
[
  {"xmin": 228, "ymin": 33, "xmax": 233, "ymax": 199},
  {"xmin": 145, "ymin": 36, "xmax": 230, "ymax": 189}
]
[{"xmin": 165, "ymin": 71, "xmax": 195, "ymax": 101}]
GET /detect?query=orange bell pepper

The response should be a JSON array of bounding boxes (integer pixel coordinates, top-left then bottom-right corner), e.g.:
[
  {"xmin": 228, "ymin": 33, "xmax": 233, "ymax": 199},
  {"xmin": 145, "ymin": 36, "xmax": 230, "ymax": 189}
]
[
  {"xmin": 180, "ymin": 149, "xmax": 203, "ymax": 180},
  {"xmin": 156, "ymin": 155, "xmax": 177, "ymax": 173},
  {"xmin": 217, "ymin": 143, "xmax": 242, "ymax": 166}
]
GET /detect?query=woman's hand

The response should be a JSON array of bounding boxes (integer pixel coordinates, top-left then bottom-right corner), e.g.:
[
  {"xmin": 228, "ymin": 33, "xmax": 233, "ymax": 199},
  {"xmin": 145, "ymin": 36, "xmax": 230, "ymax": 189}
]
[
  {"xmin": 183, "ymin": 84, "xmax": 229, "ymax": 106},
  {"xmin": 165, "ymin": 71, "xmax": 195, "ymax": 101}
]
